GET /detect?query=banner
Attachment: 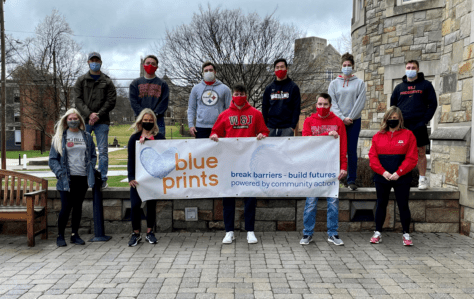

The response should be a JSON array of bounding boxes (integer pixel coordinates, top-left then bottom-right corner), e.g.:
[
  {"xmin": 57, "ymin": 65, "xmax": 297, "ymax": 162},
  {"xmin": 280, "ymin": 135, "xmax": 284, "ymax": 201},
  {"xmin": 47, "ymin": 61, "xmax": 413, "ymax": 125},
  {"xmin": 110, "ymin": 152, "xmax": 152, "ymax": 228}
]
[{"xmin": 135, "ymin": 136, "xmax": 340, "ymax": 200}]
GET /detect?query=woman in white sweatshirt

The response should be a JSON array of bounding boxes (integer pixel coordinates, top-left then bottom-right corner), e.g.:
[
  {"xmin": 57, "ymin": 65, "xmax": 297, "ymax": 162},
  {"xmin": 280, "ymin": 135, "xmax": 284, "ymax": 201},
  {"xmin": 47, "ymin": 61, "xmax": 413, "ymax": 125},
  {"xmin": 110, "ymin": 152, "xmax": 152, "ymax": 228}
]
[{"xmin": 328, "ymin": 53, "xmax": 367, "ymax": 190}]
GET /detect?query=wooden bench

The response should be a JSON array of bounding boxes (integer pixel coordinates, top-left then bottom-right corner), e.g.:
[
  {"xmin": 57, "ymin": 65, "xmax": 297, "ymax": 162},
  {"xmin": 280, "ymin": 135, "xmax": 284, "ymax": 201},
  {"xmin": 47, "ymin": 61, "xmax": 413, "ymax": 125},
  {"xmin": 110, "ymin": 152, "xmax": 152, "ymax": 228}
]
[{"xmin": 0, "ymin": 170, "xmax": 48, "ymax": 247}]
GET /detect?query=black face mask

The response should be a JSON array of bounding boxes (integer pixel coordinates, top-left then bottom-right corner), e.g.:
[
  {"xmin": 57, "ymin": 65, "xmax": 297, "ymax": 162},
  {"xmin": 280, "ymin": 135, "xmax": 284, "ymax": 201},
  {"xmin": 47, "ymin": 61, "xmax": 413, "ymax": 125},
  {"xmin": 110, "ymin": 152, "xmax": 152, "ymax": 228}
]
[
  {"xmin": 142, "ymin": 122, "xmax": 154, "ymax": 131},
  {"xmin": 387, "ymin": 119, "xmax": 399, "ymax": 129}
]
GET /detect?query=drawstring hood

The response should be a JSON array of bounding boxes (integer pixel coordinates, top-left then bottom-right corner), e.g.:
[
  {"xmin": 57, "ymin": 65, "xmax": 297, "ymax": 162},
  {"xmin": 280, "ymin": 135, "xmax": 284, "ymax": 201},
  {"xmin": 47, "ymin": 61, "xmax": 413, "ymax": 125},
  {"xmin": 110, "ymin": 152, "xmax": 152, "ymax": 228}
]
[{"xmin": 339, "ymin": 75, "xmax": 354, "ymax": 88}]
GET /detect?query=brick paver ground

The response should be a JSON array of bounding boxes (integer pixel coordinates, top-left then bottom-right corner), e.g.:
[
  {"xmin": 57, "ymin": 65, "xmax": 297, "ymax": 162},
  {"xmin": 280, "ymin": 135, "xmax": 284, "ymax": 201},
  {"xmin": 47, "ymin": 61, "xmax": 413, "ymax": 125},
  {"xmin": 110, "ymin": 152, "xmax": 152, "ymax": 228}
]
[{"xmin": 0, "ymin": 232, "xmax": 473, "ymax": 299}]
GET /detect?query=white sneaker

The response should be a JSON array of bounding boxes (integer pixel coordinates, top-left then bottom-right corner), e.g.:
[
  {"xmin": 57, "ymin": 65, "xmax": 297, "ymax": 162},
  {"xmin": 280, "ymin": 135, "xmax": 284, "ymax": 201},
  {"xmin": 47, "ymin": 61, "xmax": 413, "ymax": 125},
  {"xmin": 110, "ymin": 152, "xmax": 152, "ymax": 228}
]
[
  {"xmin": 418, "ymin": 177, "xmax": 428, "ymax": 190},
  {"xmin": 222, "ymin": 231, "xmax": 234, "ymax": 244},
  {"xmin": 247, "ymin": 231, "xmax": 258, "ymax": 244}
]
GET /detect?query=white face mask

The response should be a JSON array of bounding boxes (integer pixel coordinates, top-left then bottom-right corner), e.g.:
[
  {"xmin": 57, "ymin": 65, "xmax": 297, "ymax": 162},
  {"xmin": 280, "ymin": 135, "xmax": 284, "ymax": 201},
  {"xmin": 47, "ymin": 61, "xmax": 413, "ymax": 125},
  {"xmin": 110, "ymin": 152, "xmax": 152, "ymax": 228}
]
[
  {"xmin": 342, "ymin": 66, "xmax": 353, "ymax": 76},
  {"xmin": 203, "ymin": 71, "xmax": 215, "ymax": 82}
]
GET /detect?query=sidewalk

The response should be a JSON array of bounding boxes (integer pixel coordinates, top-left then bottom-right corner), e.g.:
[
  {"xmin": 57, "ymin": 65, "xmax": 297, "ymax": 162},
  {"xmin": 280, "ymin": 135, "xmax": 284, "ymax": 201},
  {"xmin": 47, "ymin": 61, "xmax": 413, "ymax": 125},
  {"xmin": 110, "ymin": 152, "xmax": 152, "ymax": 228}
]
[{"xmin": 0, "ymin": 232, "xmax": 473, "ymax": 298}]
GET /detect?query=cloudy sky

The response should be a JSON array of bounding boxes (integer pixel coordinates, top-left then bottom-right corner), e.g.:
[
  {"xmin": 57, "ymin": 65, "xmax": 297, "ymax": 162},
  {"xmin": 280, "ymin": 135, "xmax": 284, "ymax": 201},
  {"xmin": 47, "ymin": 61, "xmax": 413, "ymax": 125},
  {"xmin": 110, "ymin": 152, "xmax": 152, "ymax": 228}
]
[{"xmin": 6, "ymin": 0, "xmax": 352, "ymax": 87}]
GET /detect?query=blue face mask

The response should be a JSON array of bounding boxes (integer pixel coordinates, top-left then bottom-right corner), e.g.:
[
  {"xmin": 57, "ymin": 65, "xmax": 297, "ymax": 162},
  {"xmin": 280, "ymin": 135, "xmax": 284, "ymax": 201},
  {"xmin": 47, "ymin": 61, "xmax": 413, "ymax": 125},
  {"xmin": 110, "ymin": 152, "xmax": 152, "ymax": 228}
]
[
  {"xmin": 89, "ymin": 62, "xmax": 101, "ymax": 72},
  {"xmin": 342, "ymin": 66, "xmax": 352, "ymax": 76},
  {"xmin": 406, "ymin": 70, "xmax": 417, "ymax": 79}
]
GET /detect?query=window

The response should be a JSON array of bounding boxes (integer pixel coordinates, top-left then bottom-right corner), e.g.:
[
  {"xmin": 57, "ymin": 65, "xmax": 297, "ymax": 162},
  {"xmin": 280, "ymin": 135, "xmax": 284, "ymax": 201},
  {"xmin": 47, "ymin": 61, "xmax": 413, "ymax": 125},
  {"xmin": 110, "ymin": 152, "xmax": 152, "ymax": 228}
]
[
  {"xmin": 14, "ymin": 112, "xmax": 20, "ymax": 123},
  {"xmin": 14, "ymin": 89, "xmax": 20, "ymax": 103},
  {"xmin": 397, "ymin": 0, "xmax": 425, "ymax": 5},
  {"xmin": 326, "ymin": 70, "xmax": 334, "ymax": 82},
  {"xmin": 15, "ymin": 130, "xmax": 21, "ymax": 145}
]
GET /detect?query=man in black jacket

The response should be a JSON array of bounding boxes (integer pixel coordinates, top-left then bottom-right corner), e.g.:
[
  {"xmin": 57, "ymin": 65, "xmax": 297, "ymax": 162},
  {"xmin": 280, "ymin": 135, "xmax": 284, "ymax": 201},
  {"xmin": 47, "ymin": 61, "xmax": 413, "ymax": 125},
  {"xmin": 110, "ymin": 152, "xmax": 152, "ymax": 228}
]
[
  {"xmin": 74, "ymin": 52, "xmax": 117, "ymax": 188},
  {"xmin": 390, "ymin": 60, "xmax": 438, "ymax": 190},
  {"xmin": 262, "ymin": 58, "xmax": 301, "ymax": 137}
]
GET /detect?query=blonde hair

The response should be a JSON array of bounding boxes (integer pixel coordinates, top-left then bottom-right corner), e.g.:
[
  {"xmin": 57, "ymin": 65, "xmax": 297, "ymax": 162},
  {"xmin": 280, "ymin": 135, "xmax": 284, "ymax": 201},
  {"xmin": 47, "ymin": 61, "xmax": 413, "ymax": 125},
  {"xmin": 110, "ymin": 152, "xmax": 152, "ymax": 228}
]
[
  {"xmin": 51, "ymin": 108, "xmax": 86, "ymax": 155},
  {"xmin": 380, "ymin": 106, "xmax": 405, "ymax": 133},
  {"xmin": 130, "ymin": 108, "xmax": 159, "ymax": 135}
]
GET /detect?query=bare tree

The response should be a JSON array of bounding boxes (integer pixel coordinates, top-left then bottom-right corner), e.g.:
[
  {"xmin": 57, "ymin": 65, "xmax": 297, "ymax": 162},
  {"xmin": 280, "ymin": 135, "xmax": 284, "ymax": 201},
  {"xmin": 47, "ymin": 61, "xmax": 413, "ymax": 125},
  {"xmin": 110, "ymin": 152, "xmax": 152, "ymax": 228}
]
[
  {"xmin": 11, "ymin": 9, "xmax": 86, "ymax": 152},
  {"xmin": 335, "ymin": 32, "xmax": 352, "ymax": 54},
  {"xmin": 156, "ymin": 5, "xmax": 313, "ymax": 109}
]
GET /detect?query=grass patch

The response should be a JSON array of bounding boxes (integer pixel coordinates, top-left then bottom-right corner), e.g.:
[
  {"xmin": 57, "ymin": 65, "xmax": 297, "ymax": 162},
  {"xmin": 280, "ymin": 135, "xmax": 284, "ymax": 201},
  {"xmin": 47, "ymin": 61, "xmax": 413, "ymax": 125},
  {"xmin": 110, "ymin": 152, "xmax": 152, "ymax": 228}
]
[
  {"xmin": 91, "ymin": 123, "xmax": 191, "ymax": 147},
  {"xmin": 1, "ymin": 150, "xmax": 50, "ymax": 159},
  {"xmin": 108, "ymin": 149, "xmax": 128, "ymax": 165},
  {"xmin": 45, "ymin": 175, "xmax": 129, "ymax": 188}
]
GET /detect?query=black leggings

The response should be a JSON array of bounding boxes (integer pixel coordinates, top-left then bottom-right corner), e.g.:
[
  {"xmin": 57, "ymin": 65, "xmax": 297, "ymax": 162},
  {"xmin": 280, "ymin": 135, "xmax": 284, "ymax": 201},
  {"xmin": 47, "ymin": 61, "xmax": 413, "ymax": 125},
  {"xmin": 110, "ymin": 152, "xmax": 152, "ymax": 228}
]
[
  {"xmin": 58, "ymin": 176, "xmax": 88, "ymax": 236},
  {"xmin": 130, "ymin": 187, "xmax": 157, "ymax": 231},
  {"xmin": 375, "ymin": 181, "xmax": 411, "ymax": 233}
]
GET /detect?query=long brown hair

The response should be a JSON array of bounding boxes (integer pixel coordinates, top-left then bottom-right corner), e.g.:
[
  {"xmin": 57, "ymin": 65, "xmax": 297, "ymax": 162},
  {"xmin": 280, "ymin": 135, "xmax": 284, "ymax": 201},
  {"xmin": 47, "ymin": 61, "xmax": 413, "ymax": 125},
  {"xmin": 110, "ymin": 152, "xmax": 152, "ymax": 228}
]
[{"xmin": 380, "ymin": 106, "xmax": 405, "ymax": 133}]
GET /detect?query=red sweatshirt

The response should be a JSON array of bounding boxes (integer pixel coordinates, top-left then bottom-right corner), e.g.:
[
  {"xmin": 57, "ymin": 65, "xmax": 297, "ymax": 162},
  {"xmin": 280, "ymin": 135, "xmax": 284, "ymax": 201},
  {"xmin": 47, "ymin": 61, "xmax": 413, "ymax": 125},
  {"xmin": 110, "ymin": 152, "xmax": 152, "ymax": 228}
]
[
  {"xmin": 211, "ymin": 101, "xmax": 270, "ymax": 138},
  {"xmin": 302, "ymin": 111, "xmax": 347, "ymax": 171},
  {"xmin": 369, "ymin": 129, "xmax": 418, "ymax": 180}
]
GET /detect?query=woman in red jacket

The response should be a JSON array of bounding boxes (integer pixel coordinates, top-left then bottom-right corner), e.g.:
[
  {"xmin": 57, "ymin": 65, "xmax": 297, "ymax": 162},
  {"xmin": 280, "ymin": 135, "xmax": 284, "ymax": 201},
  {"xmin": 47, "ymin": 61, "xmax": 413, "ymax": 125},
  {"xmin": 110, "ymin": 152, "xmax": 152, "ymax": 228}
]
[{"xmin": 368, "ymin": 106, "xmax": 418, "ymax": 246}]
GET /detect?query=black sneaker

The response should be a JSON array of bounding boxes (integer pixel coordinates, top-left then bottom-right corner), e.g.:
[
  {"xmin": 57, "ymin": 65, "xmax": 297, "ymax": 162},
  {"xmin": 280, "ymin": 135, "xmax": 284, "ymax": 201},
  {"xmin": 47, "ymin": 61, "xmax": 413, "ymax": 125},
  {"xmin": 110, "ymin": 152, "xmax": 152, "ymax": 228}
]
[
  {"xmin": 70, "ymin": 233, "xmax": 85, "ymax": 245},
  {"xmin": 349, "ymin": 183, "xmax": 358, "ymax": 191},
  {"xmin": 145, "ymin": 232, "xmax": 157, "ymax": 244},
  {"xmin": 128, "ymin": 233, "xmax": 141, "ymax": 247},
  {"xmin": 57, "ymin": 235, "xmax": 67, "ymax": 247}
]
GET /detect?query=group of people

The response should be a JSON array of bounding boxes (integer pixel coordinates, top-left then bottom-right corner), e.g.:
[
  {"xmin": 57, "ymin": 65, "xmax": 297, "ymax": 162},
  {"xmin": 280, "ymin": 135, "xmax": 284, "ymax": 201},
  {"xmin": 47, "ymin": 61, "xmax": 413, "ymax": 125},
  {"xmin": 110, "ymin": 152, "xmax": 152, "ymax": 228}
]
[{"xmin": 48, "ymin": 51, "xmax": 437, "ymax": 248}]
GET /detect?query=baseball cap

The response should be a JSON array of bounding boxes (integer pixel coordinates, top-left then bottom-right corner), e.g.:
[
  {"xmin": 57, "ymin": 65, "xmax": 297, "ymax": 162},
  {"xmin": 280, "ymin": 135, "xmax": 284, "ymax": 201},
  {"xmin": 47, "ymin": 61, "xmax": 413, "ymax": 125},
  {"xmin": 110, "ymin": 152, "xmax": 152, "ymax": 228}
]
[{"xmin": 88, "ymin": 52, "xmax": 101, "ymax": 60}]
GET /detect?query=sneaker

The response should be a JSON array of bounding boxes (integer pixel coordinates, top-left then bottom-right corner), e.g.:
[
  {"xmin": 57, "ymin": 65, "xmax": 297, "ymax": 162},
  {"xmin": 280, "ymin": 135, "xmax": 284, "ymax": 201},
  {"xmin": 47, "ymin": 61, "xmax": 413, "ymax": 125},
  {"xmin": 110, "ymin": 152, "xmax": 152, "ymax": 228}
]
[
  {"xmin": 102, "ymin": 181, "xmax": 108, "ymax": 189},
  {"xmin": 370, "ymin": 231, "xmax": 382, "ymax": 244},
  {"xmin": 418, "ymin": 177, "xmax": 428, "ymax": 190},
  {"xmin": 328, "ymin": 235, "xmax": 344, "ymax": 246},
  {"xmin": 402, "ymin": 233, "xmax": 413, "ymax": 246},
  {"xmin": 300, "ymin": 235, "xmax": 313, "ymax": 245},
  {"xmin": 70, "ymin": 233, "xmax": 85, "ymax": 245},
  {"xmin": 145, "ymin": 232, "xmax": 157, "ymax": 244},
  {"xmin": 247, "ymin": 231, "xmax": 258, "ymax": 244},
  {"xmin": 348, "ymin": 183, "xmax": 358, "ymax": 191},
  {"xmin": 57, "ymin": 235, "xmax": 67, "ymax": 247},
  {"xmin": 128, "ymin": 232, "xmax": 141, "ymax": 247},
  {"xmin": 222, "ymin": 231, "xmax": 234, "ymax": 244}
]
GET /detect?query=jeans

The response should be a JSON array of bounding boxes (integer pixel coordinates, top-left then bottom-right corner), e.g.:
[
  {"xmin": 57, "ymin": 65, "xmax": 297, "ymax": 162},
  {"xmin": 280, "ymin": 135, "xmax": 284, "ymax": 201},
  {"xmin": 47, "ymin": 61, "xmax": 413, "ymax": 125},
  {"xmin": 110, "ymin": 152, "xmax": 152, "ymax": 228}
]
[
  {"xmin": 345, "ymin": 118, "xmax": 361, "ymax": 185},
  {"xmin": 86, "ymin": 123, "xmax": 109, "ymax": 182},
  {"xmin": 157, "ymin": 116, "xmax": 166, "ymax": 136},
  {"xmin": 58, "ymin": 176, "xmax": 88, "ymax": 236},
  {"xmin": 223, "ymin": 198, "xmax": 256, "ymax": 232},
  {"xmin": 269, "ymin": 127, "xmax": 294, "ymax": 137},
  {"xmin": 303, "ymin": 197, "xmax": 339, "ymax": 237},
  {"xmin": 130, "ymin": 187, "xmax": 157, "ymax": 231},
  {"xmin": 374, "ymin": 181, "xmax": 411, "ymax": 233}
]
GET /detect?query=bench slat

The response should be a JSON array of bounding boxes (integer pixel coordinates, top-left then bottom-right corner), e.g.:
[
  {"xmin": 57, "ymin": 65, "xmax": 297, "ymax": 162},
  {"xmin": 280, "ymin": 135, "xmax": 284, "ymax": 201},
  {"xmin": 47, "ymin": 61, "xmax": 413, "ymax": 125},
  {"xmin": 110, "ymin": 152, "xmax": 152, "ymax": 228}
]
[
  {"xmin": 4, "ymin": 176, "xmax": 9, "ymax": 206},
  {"xmin": 16, "ymin": 178, "xmax": 21, "ymax": 206},
  {"xmin": 10, "ymin": 176, "xmax": 15, "ymax": 205},
  {"xmin": 22, "ymin": 177, "xmax": 27, "ymax": 205}
]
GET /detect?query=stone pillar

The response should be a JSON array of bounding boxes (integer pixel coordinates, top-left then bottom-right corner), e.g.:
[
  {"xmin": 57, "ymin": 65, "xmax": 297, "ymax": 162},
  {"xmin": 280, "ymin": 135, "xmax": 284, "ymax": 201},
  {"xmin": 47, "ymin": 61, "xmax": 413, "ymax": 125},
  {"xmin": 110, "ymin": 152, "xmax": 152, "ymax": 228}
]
[{"xmin": 429, "ymin": 126, "xmax": 471, "ymax": 188}]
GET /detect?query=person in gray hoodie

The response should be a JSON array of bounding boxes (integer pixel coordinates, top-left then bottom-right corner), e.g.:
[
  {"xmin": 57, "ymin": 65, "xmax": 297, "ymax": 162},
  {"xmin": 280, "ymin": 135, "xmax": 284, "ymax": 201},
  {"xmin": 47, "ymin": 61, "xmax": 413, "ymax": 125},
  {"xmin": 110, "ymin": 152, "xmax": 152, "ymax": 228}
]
[
  {"xmin": 187, "ymin": 61, "xmax": 232, "ymax": 138},
  {"xmin": 328, "ymin": 53, "xmax": 367, "ymax": 190}
]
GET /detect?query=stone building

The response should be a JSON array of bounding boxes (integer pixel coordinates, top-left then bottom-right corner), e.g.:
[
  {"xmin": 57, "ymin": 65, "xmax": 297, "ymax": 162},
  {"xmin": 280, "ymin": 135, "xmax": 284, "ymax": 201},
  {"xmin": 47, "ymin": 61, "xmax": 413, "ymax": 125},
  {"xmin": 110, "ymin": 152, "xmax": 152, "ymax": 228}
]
[
  {"xmin": 293, "ymin": 37, "xmax": 342, "ymax": 132},
  {"xmin": 0, "ymin": 81, "xmax": 22, "ymax": 150},
  {"xmin": 351, "ymin": 0, "xmax": 474, "ymax": 236}
]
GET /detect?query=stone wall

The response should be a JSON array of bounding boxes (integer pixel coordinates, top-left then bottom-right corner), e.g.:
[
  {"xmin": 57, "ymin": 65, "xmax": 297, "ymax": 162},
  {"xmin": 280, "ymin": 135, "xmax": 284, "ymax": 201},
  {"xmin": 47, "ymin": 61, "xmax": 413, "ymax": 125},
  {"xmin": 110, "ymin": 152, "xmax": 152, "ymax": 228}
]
[
  {"xmin": 0, "ymin": 188, "xmax": 460, "ymax": 236},
  {"xmin": 352, "ymin": 0, "xmax": 474, "ymax": 190},
  {"xmin": 351, "ymin": 0, "xmax": 445, "ymax": 131}
]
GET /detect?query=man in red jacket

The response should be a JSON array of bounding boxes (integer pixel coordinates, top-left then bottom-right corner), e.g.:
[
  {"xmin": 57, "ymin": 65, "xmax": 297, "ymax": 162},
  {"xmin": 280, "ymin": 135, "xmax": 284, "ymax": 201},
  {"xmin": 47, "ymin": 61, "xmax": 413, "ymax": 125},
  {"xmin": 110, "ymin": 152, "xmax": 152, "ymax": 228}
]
[
  {"xmin": 300, "ymin": 93, "xmax": 348, "ymax": 246},
  {"xmin": 210, "ymin": 83, "xmax": 269, "ymax": 245}
]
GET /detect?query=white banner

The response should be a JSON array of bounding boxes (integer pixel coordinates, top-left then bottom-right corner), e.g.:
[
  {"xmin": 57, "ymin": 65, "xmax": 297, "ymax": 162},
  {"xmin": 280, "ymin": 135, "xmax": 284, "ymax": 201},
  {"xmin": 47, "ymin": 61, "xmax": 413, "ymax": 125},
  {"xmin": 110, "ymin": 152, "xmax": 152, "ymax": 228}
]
[{"xmin": 135, "ymin": 137, "xmax": 340, "ymax": 200}]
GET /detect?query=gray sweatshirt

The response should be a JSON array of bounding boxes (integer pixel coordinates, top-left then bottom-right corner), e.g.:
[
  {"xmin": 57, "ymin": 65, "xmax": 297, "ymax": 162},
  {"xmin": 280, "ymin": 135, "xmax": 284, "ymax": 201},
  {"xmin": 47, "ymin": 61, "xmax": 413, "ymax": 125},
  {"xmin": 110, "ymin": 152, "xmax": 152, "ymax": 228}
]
[
  {"xmin": 187, "ymin": 80, "xmax": 232, "ymax": 128},
  {"xmin": 328, "ymin": 75, "xmax": 367, "ymax": 121}
]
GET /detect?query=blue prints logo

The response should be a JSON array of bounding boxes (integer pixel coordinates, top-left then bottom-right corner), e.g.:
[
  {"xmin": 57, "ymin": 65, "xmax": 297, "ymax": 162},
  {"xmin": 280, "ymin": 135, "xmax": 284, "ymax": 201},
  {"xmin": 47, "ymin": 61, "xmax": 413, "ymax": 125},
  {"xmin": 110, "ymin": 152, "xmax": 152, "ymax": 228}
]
[{"xmin": 140, "ymin": 147, "xmax": 178, "ymax": 179}]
